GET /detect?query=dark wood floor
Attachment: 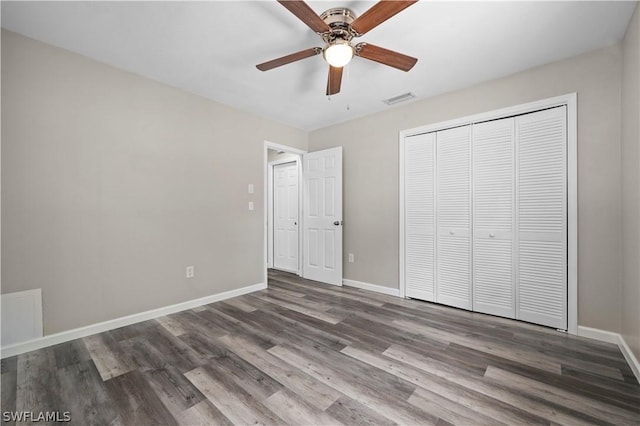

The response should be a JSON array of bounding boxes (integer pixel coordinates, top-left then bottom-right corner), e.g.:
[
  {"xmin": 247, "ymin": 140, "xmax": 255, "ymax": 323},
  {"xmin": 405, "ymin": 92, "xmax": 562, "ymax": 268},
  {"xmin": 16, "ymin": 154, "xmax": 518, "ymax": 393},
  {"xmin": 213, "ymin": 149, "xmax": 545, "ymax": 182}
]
[{"xmin": 2, "ymin": 269, "xmax": 639, "ymax": 425}]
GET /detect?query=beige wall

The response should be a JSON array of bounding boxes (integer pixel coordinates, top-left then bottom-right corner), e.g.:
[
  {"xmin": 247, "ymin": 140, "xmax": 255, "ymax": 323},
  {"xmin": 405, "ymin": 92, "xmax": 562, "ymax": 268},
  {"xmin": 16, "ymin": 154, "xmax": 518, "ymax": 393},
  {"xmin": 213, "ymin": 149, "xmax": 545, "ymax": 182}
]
[
  {"xmin": 1, "ymin": 30, "xmax": 307, "ymax": 335},
  {"xmin": 621, "ymin": 4, "xmax": 640, "ymax": 359},
  {"xmin": 2, "ymin": 21, "xmax": 636, "ymax": 340},
  {"xmin": 309, "ymin": 44, "xmax": 623, "ymax": 332}
]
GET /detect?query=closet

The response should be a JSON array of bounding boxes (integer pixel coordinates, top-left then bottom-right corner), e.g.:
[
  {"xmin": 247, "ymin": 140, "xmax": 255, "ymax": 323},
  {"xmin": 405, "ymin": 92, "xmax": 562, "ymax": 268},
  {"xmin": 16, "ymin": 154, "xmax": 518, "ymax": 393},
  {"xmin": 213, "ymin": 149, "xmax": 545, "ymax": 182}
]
[{"xmin": 403, "ymin": 105, "xmax": 567, "ymax": 330}]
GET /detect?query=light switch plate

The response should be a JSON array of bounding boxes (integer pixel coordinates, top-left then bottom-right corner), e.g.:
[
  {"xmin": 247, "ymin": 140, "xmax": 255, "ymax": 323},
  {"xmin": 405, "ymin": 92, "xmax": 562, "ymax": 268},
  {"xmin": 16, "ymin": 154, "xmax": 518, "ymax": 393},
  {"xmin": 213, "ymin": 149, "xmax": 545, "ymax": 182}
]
[
  {"xmin": 248, "ymin": 184, "xmax": 254, "ymax": 194},
  {"xmin": 249, "ymin": 201, "xmax": 254, "ymax": 211}
]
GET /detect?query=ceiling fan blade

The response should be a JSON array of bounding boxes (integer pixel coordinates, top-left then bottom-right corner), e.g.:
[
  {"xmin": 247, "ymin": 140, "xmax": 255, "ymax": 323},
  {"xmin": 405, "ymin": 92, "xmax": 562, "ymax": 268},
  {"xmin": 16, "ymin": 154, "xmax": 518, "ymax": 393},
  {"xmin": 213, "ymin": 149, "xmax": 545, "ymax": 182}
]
[
  {"xmin": 277, "ymin": 0, "xmax": 330, "ymax": 33},
  {"xmin": 256, "ymin": 48, "xmax": 322, "ymax": 71},
  {"xmin": 351, "ymin": 1, "xmax": 418, "ymax": 35},
  {"xmin": 356, "ymin": 43, "xmax": 417, "ymax": 71},
  {"xmin": 326, "ymin": 66, "xmax": 343, "ymax": 96}
]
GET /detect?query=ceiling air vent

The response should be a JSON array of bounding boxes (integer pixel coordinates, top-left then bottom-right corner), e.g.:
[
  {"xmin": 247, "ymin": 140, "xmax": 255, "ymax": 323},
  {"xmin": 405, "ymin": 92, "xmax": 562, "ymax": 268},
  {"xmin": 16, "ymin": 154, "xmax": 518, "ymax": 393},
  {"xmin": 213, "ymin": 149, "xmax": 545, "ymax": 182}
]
[{"xmin": 382, "ymin": 92, "xmax": 415, "ymax": 106}]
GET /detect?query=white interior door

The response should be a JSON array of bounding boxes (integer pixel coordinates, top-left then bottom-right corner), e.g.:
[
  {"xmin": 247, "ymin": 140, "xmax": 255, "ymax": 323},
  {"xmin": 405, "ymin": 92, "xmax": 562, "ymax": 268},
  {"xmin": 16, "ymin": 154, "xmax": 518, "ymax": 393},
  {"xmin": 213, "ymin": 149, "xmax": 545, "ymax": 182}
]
[
  {"xmin": 273, "ymin": 162, "xmax": 299, "ymax": 273},
  {"xmin": 404, "ymin": 132, "xmax": 436, "ymax": 301},
  {"xmin": 303, "ymin": 147, "xmax": 343, "ymax": 286},
  {"xmin": 436, "ymin": 125, "xmax": 472, "ymax": 310},
  {"xmin": 516, "ymin": 106, "xmax": 567, "ymax": 329},
  {"xmin": 473, "ymin": 117, "xmax": 516, "ymax": 318}
]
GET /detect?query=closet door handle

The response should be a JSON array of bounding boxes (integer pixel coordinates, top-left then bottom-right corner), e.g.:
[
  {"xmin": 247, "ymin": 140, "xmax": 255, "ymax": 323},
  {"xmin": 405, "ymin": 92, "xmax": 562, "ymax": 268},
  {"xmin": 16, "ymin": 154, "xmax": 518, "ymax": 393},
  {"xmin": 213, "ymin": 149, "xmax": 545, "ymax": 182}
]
[
  {"xmin": 449, "ymin": 230, "xmax": 455, "ymax": 235},
  {"xmin": 489, "ymin": 233, "xmax": 495, "ymax": 238}
]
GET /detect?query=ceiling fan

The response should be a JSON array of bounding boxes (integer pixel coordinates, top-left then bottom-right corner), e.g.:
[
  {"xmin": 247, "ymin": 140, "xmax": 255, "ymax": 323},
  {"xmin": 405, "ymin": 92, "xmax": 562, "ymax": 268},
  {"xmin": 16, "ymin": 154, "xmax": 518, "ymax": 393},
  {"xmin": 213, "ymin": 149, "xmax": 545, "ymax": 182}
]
[{"xmin": 256, "ymin": 0, "xmax": 419, "ymax": 96}]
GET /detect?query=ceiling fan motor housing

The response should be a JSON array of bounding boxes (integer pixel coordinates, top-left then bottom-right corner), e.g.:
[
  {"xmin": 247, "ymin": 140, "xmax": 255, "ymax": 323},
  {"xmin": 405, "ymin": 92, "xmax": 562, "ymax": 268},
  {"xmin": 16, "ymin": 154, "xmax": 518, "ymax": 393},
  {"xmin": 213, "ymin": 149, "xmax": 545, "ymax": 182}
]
[
  {"xmin": 320, "ymin": 8, "xmax": 357, "ymax": 42},
  {"xmin": 320, "ymin": 8, "xmax": 356, "ymax": 27}
]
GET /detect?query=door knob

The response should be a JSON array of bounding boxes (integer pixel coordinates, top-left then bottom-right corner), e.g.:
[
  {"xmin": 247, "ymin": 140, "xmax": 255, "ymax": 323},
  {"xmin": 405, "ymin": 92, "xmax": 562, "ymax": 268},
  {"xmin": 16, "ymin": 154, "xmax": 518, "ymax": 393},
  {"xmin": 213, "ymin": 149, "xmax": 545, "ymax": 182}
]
[
  {"xmin": 489, "ymin": 233, "xmax": 495, "ymax": 238},
  {"xmin": 334, "ymin": 221, "xmax": 342, "ymax": 226},
  {"xmin": 449, "ymin": 230, "xmax": 455, "ymax": 235}
]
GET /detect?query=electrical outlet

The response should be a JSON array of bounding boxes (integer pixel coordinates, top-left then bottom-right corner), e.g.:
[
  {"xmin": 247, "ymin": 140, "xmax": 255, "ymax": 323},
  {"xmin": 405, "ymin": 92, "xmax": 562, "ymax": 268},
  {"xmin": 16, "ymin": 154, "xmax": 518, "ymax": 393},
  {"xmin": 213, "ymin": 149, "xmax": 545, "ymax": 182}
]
[
  {"xmin": 348, "ymin": 253, "xmax": 355, "ymax": 263},
  {"xmin": 186, "ymin": 265, "xmax": 194, "ymax": 278}
]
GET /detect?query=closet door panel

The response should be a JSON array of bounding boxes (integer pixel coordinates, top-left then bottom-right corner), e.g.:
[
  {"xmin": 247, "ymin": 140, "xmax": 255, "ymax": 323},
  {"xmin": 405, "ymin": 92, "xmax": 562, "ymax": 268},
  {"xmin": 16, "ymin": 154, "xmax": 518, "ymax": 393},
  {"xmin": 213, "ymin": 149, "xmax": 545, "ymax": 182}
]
[
  {"xmin": 404, "ymin": 133, "xmax": 436, "ymax": 301},
  {"xmin": 436, "ymin": 125, "xmax": 472, "ymax": 310},
  {"xmin": 517, "ymin": 106, "xmax": 567, "ymax": 329},
  {"xmin": 472, "ymin": 118, "xmax": 516, "ymax": 318}
]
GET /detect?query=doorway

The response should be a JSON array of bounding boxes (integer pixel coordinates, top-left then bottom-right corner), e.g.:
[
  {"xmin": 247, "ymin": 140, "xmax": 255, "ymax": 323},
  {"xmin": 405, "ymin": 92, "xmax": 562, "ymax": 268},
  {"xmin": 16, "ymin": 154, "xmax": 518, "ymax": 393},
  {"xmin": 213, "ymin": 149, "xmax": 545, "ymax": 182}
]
[
  {"xmin": 265, "ymin": 144, "xmax": 304, "ymax": 283},
  {"xmin": 263, "ymin": 142, "xmax": 344, "ymax": 288}
]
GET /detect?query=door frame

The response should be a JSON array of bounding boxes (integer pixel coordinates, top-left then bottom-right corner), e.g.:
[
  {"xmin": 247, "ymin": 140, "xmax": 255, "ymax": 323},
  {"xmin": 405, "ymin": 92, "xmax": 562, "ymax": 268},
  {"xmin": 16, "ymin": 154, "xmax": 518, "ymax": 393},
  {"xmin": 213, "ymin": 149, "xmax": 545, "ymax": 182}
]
[
  {"xmin": 268, "ymin": 157, "xmax": 300, "ymax": 273},
  {"xmin": 399, "ymin": 93, "xmax": 578, "ymax": 335},
  {"xmin": 263, "ymin": 141, "xmax": 306, "ymax": 286}
]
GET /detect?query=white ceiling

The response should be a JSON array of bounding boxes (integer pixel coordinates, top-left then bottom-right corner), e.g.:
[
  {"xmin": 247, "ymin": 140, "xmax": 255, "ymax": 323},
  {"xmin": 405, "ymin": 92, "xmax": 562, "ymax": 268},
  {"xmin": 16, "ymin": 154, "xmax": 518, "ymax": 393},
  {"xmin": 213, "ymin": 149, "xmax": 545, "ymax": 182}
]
[{"xmin": 1, "ymin": 1, "xmax": 636, "ymax": 131}]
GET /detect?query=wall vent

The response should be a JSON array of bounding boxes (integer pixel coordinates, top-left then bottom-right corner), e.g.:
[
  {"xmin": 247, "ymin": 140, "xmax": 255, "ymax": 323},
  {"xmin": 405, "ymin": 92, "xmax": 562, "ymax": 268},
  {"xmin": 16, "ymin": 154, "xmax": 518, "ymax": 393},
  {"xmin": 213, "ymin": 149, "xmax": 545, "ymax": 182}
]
[
  {"xmin": 383, "ymin": 92, "xmax": 415, "ymax": 105},
  {"xmin": 1, "ymin": 289, "xmax": 43, "ymax": 347}
]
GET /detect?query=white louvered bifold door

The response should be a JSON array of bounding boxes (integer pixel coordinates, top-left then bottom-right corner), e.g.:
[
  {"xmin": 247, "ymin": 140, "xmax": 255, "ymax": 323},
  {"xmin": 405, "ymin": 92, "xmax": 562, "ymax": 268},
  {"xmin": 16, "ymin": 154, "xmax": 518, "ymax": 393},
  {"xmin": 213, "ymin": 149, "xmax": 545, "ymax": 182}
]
[
  {"xmin": 404, "ymin": 133, "xmax": 436, "ymax": 301},
  {"xmin": 436, "ymin": 125, "xmax": 472, "ymax": 310},
  {"xmin": 516, "ymin": 106, "xmax": 567, "ymax": 329},
  {"xmin": 472, "ymin": 118, "xmax": 516, "ymax": 318}
]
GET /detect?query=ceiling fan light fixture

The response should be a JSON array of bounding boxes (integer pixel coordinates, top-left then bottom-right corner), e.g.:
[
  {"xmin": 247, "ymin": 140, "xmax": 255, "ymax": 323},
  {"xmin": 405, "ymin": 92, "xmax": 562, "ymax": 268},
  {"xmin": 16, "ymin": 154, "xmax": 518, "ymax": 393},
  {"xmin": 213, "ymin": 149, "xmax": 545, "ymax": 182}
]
[
  {"xmin": 323, "ymin": 39, "xmax": 353, "ymax": 68},
  {"xmin": 257, "ymin": 1, "xmax": 419, "ymax": 95}
]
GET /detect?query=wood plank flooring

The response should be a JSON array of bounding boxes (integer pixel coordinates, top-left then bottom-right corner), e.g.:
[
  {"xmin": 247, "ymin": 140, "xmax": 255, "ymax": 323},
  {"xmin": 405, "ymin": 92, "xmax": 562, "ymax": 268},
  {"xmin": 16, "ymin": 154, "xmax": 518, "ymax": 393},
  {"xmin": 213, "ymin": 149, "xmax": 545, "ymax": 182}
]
[{"xmin": 2, "ymin": 269, "xmax": 639, "ymax": 425}]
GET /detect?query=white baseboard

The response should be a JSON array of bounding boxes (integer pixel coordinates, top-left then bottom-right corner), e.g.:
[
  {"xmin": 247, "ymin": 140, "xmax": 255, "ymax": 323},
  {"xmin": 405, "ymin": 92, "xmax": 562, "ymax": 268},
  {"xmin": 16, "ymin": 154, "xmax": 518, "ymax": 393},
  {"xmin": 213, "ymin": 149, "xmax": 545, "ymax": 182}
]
[
  {"xmin": 618, "ymin": 334, "xmax": 640, "ymax": 382},
  {"xmin": 577, "ymin": 325, "xmax": 640, "ymax": 382},
  {"xmin": 343, "ymin": 279, "xmax": 401, "ymax": 297},
  {"xmin": 577, "ymin": 325, "xmax": 620, "ymax": 344},
  {"xmin": 0, "ymin": 282, "xmax": 266, "ymax": 359}
]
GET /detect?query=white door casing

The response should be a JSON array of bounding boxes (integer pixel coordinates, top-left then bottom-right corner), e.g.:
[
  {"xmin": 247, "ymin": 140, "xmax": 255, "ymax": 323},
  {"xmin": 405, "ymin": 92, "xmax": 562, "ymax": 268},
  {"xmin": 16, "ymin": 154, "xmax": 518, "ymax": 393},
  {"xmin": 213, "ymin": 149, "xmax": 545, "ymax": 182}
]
[
  {"xmin": 303, "ymin": 147, "xmax": 343, "ymax": 286},
  {"xmin": 273, "ymin": 162, "xmax": 299, "ymax": 273},
  {"xmin": 436, "ymin": 125, "xmax": 473, "ymax": 310}
]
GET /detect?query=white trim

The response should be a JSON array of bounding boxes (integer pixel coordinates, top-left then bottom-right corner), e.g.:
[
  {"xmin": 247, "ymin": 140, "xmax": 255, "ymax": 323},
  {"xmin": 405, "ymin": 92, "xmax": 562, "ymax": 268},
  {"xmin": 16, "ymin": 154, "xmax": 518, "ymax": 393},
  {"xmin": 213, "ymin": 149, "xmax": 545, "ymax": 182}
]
[
  {"xmin": 577, "ymin": 326, "xmax": 640, "ymax": 383},
  {"xmin": 0, "ymin": 282, "xmax": 266, "ymax": 359},
  {"xmin": 269, "ymin": 158, "xmax": 299, "ymax": 167},
  {"xmin": 343, "ymin": 279, "xmax": 401, "ymax": 297},
  {"xmin": 264, "ymin": 141, "xmax": 306, "ymax": 156},
  {"xmin": 399, "ymin": 133, "xmax": 406, "ymax": 298},
  {"xmin": 297, "ymin": 157, "xmax": 303, "ymax": 276},
  {"xmin": 399, "ymin": 93, "xmax": 578, "ymax": 334},
  {"xmin": 577, "ymin": 325, "xmax": 620, "ymax": 344},
  {"xmin": 400, "ymin": 94, "xmax": 578, "ymax": 138},
  {"xmin": 267, "ymin": 162, "xmax": 274, "ymax": 269},
  {"xmin": 566, "ymin": 93, "xmax": 578, "ymax": 335},
  {"xmin": 618, "ymin": 334, "xmax": 640, "ymax": 383}
]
